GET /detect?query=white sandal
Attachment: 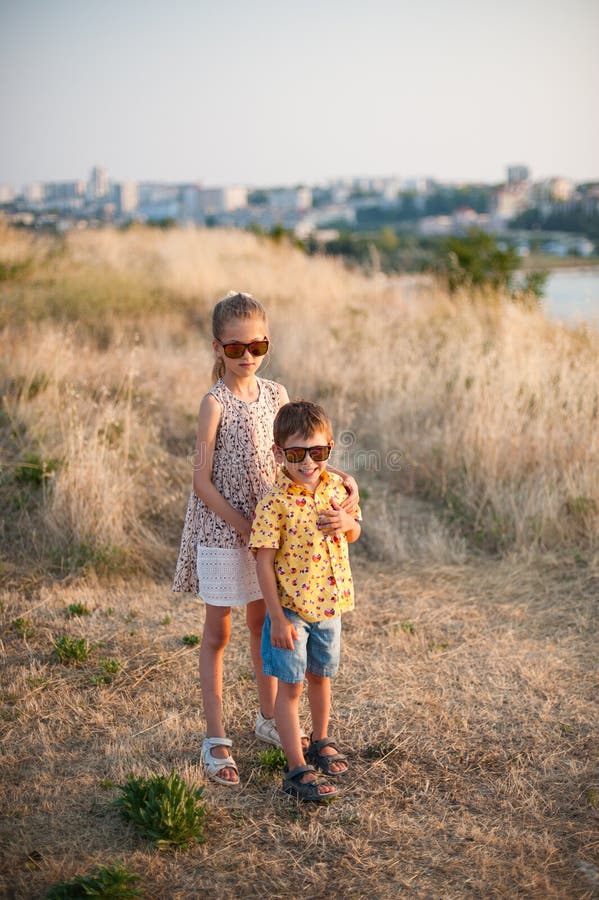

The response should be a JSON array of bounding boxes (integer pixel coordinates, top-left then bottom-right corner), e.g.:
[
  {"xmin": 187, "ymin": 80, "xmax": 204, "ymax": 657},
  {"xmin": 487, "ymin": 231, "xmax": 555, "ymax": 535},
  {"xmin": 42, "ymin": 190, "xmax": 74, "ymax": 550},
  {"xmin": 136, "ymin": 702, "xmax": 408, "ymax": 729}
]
[{"xmin": 201, "ymin": 736, "xmax": 239, "ymax": 786}]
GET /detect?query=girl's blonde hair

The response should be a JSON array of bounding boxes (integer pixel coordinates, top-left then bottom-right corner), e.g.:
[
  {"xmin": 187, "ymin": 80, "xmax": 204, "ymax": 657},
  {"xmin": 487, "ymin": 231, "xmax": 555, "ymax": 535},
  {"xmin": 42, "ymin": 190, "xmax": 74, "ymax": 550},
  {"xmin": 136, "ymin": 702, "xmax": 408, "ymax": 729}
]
[{"xmin": 211, "ymin": 291, "xmax": 268, "ymax": 383}]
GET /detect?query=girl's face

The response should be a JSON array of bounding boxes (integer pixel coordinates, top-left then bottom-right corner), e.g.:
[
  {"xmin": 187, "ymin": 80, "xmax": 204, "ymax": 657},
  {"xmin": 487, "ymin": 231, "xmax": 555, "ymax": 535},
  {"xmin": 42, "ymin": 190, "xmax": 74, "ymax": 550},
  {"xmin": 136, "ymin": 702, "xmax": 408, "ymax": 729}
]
[{"xmin": 213, "ymin": 316, "xmax": 269, "ymax": 378}]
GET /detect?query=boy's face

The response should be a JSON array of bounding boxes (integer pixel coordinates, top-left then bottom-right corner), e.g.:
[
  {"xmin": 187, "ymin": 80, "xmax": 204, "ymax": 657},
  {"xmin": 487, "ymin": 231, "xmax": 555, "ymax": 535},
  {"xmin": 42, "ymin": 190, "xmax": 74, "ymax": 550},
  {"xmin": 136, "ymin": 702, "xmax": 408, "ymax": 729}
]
[{"xmin": 274, "ymin": 428, "xmax": 333, "ymax": 492}]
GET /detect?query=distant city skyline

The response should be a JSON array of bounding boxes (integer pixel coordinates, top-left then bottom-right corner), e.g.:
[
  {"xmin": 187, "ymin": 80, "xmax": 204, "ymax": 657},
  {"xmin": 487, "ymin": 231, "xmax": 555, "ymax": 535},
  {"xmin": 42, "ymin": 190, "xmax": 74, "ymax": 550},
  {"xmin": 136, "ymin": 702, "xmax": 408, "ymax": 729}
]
[{"xmin": 1, "ymin": 0, "xmax": 598, "ymax": 190}]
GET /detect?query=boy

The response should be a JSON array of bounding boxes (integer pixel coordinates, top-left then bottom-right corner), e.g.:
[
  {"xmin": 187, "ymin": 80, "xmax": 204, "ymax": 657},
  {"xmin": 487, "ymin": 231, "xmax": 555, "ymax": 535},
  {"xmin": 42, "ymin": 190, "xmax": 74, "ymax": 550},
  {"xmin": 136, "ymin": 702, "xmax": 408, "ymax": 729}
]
[{"xmin": 249, "ymin": 400, "xmax": 361, "ymax": 803}]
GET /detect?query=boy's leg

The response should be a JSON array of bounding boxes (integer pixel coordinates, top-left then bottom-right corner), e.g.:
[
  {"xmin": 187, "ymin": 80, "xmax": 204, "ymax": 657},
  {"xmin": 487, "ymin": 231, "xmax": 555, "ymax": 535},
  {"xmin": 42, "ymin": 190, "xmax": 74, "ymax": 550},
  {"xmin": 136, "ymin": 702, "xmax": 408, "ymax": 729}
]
[
  {"xmin": 305, "ymin": 616, "xmax": 348, "ymax": 775},
  {"xmin": 199, "ymin": 604, "xmax": 237, "ymax": 782},
  {"xmin": 274, "ymin": 680, "xmax": 305, "ymax": 771},
  {"xmin": 246, "ymin": 598, "xmax": 276, "ymax": 719},
  {"xmin": 306, "ymin": 673, "xmax": 348, "ymax": 774},
  {"xmin": 275, "ymin": 681, "xmax": 335, "ymax": 796}
]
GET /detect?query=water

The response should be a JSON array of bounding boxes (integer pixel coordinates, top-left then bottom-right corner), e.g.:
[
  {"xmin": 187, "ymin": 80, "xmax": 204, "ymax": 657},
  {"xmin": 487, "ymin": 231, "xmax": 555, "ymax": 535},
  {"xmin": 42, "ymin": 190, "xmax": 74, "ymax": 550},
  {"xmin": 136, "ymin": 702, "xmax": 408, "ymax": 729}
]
[{"xmin": 542, "ymin": 269, "xmax": 599, "ymax": 325}]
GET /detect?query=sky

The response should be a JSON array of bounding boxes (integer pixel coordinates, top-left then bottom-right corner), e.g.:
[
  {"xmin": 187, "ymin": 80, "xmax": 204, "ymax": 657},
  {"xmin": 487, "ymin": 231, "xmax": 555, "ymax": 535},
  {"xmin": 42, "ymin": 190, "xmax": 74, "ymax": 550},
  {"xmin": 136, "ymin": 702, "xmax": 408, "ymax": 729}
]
[{"xmin": 1, "ymin": 0, "xmax": 598, "ymax": 189}]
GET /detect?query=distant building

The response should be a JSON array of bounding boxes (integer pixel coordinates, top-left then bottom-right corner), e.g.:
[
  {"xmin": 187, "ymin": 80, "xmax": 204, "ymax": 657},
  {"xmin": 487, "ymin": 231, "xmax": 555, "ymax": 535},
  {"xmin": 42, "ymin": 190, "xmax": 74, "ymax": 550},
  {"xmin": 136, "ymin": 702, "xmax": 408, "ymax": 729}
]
[
  {"xmin": 114, "ymin": 181, "xmax": 139, "ymax": 216},
  {"xmin": 24, "ymin": 183, "xmax": 44, "ymax": 204},
  {"xmin": 43, "ymin": 180, "xmax": 86, "ymax": 210},
  {"xmin": 532, "ymin": 177, "xmax": 575, "ymax": 206},
  {"xmin": 0, "ymin": 185, "xmax": 14, "ymax": 204},
  {"xmin": 266, "ymin": 187, "xmax": 312, "ymax": 216},
  {"xmin": 87, "ymin": 165, "xmax": 109, "ymax": 200},
  {"xmin": 179, "ymin": 185, "xmax": 202, "ymax": 222},
  {"xmin": 507, "ymin": 164, "xmax": 530, "ymax": 184},
  {"xmin": 419, "ymin": 215, "xmax": 453, "ymax": 236},
  {"xmin": 200, "ymin": 186, "xmax": 247, "ymax": 216},
  {"xmin": 492, "ymin": 182, "xmax": 531, "ymax": 223}
]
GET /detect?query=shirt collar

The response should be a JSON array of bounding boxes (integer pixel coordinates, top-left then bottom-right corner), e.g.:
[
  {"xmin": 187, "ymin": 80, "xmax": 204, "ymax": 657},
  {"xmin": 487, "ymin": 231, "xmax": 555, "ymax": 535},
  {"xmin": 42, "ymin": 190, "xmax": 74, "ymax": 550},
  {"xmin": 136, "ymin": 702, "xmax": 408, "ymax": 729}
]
[{"xmin": 275, "ymin": 466, "xmax": 332, "ymax": 495}]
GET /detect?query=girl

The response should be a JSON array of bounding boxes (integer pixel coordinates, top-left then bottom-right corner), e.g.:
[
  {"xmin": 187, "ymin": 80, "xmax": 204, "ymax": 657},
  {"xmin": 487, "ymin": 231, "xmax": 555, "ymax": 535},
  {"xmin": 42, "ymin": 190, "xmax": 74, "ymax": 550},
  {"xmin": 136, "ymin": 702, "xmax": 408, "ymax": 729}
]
[{"xmin": 173, "ymin": 291, "xmax": 357, "ymax": 786}]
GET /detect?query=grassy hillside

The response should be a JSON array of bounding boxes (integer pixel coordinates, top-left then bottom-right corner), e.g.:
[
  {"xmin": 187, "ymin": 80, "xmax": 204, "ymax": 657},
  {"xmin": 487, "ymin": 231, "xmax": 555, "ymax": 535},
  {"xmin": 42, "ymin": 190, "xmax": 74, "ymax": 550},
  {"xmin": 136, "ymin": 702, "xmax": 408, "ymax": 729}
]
[
  {"xmin": 1, "ymin": 224, "xmax": 598, "ymax": 898},
  {"xmin": 1, "ymin": 223, "xmax": 597, "ymax": 577}
]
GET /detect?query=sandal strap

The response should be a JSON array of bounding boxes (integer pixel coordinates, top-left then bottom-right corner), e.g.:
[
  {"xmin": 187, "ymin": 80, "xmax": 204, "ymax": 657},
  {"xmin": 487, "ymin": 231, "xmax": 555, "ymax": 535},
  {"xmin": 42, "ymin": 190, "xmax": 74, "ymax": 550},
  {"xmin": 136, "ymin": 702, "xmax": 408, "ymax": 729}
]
[
  {"xmin": 309, "ymin": 737, "xmax": 339, "ymax": 752},
  {"xmin": 203, "ymin": 736, "xmax": 233, "ymax": 748},
  {"xmin": 284, "ymin": 764, "xmax": 316, "ymax": 782}
]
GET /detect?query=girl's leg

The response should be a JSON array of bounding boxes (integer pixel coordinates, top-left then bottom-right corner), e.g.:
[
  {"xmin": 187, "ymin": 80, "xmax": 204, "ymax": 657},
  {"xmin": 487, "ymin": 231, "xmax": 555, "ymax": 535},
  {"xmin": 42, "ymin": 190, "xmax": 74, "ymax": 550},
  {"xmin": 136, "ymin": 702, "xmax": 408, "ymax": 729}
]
[
  {"xmin": 199, "ymin": 604, "xmax": 237, "ymax": 782},
  {"xmin": 306, "ymin": 672, "xmax": 348, "ymax": 774},
  {"xmin": 246, "ymin": 598, "xmax": 276, "ymax": 718}
]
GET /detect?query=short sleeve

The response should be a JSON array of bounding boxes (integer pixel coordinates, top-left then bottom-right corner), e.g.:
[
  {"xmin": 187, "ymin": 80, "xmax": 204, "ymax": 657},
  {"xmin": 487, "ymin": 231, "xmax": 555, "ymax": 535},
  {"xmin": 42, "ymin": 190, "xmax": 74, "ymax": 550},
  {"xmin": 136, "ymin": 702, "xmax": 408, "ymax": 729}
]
[{"xmin": 249, "ymin": 495, "xmax": 282, "ymax": 552}]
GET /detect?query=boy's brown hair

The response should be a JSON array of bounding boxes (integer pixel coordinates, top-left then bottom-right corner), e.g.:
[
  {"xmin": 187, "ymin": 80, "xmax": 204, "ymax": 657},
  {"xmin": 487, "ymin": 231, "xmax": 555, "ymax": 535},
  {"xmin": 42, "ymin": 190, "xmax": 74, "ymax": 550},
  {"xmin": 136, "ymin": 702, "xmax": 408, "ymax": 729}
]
[{"xmin": 273, "ymin": 401, "xmax": 333, "ymax": 446}]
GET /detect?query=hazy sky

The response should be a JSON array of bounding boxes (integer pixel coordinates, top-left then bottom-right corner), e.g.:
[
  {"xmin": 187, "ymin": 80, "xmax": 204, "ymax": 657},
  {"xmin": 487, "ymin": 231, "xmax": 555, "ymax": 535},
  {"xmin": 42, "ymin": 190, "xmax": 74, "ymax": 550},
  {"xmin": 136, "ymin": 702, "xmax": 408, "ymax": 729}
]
[{"xmin": 1, "ymin": 0, "xmax": 598, "ymax": 188}]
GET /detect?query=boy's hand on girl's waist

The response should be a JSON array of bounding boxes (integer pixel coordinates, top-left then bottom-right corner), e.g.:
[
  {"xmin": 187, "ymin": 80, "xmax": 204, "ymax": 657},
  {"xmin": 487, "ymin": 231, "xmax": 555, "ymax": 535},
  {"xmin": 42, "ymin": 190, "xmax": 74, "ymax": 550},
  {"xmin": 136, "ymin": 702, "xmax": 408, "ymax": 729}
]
[{"xmin": 270, "ymin": 616, "xmax": 299, "ymax": 650}]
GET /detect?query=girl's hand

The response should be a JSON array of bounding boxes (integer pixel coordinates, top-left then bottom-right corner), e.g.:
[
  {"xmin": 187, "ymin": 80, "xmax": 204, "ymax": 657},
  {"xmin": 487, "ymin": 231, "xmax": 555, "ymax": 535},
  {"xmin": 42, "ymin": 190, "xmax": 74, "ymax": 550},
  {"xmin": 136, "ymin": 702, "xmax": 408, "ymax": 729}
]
[
  {"xmin": 340, "ymin": 475, "xmax": 360, "ymax": 516},
  {"xmin": 238, "ymin": 518, "xmax": 253, "ymax": 543},
  {"xmin": 317, "ymin": 499, "xmax": 355, "ymax": 537}
]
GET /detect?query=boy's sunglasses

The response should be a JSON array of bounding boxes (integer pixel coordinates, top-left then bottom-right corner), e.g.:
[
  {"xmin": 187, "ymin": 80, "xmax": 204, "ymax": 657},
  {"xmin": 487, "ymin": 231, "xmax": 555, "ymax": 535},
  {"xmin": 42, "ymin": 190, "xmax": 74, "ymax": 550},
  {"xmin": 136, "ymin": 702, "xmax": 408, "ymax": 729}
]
[
  {"xmin": 278, "ymin": 445, "xmax": 332, "ymax": 463},
  {"xmin": 218, "ymin": 339, "xmax": 269, "ymax": 359}
]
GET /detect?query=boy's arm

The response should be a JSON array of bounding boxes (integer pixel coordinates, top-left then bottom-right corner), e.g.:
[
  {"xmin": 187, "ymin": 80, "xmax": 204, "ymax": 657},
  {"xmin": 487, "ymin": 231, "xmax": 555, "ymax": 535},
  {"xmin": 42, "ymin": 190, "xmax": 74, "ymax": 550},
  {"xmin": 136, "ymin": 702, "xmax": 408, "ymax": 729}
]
[{"xmin": 254, "ymin": 549, "xmax": 299, "ymax": 649}]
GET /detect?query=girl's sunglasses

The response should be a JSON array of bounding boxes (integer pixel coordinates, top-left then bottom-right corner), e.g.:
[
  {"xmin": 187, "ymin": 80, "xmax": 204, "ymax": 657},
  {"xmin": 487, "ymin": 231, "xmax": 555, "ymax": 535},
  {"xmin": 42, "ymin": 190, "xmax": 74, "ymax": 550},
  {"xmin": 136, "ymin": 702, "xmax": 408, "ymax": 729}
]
[
  {"xmin": 279, "ymin": 445, "xmax": 332, "ymax": 463},
  {"xmin": 219, "ymin": 339, "xmax": 269, "ymax": 359}
]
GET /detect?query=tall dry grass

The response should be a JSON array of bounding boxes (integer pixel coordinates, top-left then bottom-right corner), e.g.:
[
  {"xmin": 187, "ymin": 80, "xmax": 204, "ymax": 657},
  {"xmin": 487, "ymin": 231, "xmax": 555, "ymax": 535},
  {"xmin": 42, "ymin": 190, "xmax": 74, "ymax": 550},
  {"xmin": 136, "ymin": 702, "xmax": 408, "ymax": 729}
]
[{"xmin": 1, "ymin": 224, "xmax": 597, "ymax": 577}]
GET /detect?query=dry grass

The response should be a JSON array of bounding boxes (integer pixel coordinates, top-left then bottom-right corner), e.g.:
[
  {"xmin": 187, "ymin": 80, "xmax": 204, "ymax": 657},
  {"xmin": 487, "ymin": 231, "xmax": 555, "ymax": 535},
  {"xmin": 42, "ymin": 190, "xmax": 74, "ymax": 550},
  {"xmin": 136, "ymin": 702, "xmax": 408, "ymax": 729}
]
[
  {"xmin": 1, "ymin": 224, "xmax": 597, "ymax": 571},
  {"xmin": 0, "ymin": 224, "xmax": 598, "ymax": 897},
  {"xmin": 1, "ymin": 558, "xmax": 597, "ymax": 898}
]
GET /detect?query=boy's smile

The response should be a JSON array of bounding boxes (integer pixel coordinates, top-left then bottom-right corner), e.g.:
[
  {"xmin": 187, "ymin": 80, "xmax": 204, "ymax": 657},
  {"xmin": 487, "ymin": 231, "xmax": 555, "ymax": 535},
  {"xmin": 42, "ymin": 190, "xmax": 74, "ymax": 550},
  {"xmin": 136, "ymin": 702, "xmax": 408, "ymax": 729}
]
[{"xmin": 276, "ymin": 429, "xmax": 333, "ymax": 493}]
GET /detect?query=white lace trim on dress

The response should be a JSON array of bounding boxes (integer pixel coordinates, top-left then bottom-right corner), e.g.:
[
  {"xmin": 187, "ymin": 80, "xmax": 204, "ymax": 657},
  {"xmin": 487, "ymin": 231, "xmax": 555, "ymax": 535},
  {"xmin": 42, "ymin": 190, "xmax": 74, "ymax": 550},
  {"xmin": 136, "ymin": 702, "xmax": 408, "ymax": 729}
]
[{"xmin": 196, "ymin": 546, "xmax": 263, "ymax": 606}]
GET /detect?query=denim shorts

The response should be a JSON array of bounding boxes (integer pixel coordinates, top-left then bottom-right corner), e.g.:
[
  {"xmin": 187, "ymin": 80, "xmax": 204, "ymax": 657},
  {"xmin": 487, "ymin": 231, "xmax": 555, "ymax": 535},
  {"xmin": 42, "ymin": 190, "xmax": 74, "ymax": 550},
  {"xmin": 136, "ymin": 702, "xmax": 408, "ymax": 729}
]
[{"xmin": 261, "ymin": 607, "xmax": 341, "ymax": 684}]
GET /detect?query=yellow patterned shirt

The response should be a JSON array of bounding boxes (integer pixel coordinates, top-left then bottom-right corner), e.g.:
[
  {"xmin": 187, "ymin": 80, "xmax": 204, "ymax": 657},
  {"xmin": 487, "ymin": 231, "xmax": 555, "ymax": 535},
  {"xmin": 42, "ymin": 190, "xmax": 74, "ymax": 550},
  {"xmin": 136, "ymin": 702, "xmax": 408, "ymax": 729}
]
[{"xmin": 249, "ymin": 468, "xmax": 360, "ymax": 622}]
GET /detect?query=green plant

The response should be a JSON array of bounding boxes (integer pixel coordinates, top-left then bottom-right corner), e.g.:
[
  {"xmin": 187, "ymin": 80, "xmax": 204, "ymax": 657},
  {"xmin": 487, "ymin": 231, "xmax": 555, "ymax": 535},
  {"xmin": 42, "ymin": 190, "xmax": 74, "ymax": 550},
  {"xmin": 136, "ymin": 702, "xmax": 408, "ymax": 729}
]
[
  {"xmin": 258, "ymin": 747, "xmax": 287, "ymax": 773},
  {"xmin": 14, "ymin": 453, "xmax": 59, "ymax": 486},
  {"xmin": 181, "ymin": 633, "xmax": 200, "ymax": 646},
  {"xmin": 12, "ymin": 617, "xmax": 36, "ymax": 639},
  {"xmin": 160, "ymin": 615, "xmax": 172, "ymax": 626},
  {"xmin": 92, "ymin": 658, "xmax": 121, "ymax": 685},
  {"xmin": 66, "ymin": 603, "xmax": 91, "ymax": 618},
  {"xmin": 53, "ymin": 636, "xmax": 89, "ymax": 664},
  {"xmin": 45, "ymin": 862, "xmax": 141, "ymax": 898},
  {"xmin": 114, "ymin": 771, "xmax": 207, "ymax": 850}
]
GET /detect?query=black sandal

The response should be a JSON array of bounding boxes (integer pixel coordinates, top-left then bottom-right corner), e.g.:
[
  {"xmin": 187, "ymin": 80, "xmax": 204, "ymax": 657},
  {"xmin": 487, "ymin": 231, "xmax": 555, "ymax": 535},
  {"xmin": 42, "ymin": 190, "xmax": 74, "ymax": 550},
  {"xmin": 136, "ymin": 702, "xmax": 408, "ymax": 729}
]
[
  {"xmin": 282, "ymin": 765, "xmax": 338, "ymax": 803},
  {"xmin": 306, "ymin": 737, "xmax": 349, "ymax": 776}
]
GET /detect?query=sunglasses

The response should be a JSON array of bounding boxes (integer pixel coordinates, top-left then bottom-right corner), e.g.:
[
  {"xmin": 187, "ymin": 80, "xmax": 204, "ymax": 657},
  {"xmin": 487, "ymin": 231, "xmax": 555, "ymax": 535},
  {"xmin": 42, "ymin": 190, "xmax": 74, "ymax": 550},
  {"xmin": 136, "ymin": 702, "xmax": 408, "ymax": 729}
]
[
  {"xmin": 279, "ymin": 445, "xmax": 332, "ymax": 463},
  {"xmin": 218, "ymin": 339, "xmax": 269, "ymax": 359}
]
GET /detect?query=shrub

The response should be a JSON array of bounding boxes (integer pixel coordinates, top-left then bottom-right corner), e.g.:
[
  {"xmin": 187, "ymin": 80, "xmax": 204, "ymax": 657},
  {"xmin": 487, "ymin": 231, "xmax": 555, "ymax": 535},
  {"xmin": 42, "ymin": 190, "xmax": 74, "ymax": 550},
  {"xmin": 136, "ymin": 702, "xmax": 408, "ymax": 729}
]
[
  {"xmin": 53, "ymin": 636, "xmax": 89, "ymax": 664},
  {"xmin": 12, "ymin": 617, "xmax": 36, "ymax": 639},
  {"xmin": 181, "ymin": 633, "xmax": 200, "ymax": 646},
  {"xmin": 14, "ymin": 453, "xmax": 59, "ymax": 487},
  {"xmin": 45, "ymin": 862, "xmax": 141, "ymax": 898},
  {"xmin": 258, "ymin": 747, "xmax": 287, "ymax": 773},
  {"xmin": 66, "ymin": 603, "xmax": 91, "ymax": 618},
  {"xmin": 114, "ymin": 771, "xmax": 207, "ymax": 850}
]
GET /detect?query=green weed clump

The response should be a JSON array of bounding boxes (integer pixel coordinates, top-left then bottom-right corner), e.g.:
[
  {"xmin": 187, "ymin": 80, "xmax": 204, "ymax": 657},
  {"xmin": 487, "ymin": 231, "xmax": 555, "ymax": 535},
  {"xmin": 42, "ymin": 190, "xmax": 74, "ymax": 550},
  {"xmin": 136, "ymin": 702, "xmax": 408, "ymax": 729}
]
[
  {"xmin": 91, "ymin": 658, "xmax": 121, "ymax": 685},
  {"xmin": 181, "ymin": 633, "xmax": 200, "ymax": 646},
  {"xmin": 12, "ymin": 617, "xmax": 36, "ymax": 639},
  {"xmin": 66, "ymin": 602, "xmax": 91, "ymax": 618},
  {"xmin": 114, "ymin": 771, "xmax": 207, "ymax": 850},
  {"xmin": 45, "ymin": 862, "xmax": 141, "ymax": 898},
  {"xmin": 258, "ymin": 747, "xmax": 287, "ymax": 773},
  {"xmin": 14, "ymin": 453, "xmax": 59, "ymax": 486},
  {"xmin": 53, "ymin": 635, "xmax": 89, "ymax": 664}
]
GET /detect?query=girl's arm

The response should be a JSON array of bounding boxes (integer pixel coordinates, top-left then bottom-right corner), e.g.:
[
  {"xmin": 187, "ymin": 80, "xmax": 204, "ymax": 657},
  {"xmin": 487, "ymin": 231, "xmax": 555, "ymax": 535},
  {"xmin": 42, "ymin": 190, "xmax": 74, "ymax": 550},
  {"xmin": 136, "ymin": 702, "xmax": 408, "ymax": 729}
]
[
  {"xmin": 327, "ymin": 466, "xmax": 359, "ymax": 514},
  {"xmin": 192, "ymin": 393, "xmax": 253, "ymax": 542},
  {"xmin": 277, "ymin": 383, "xmax": 290, "ymax": 408}
]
